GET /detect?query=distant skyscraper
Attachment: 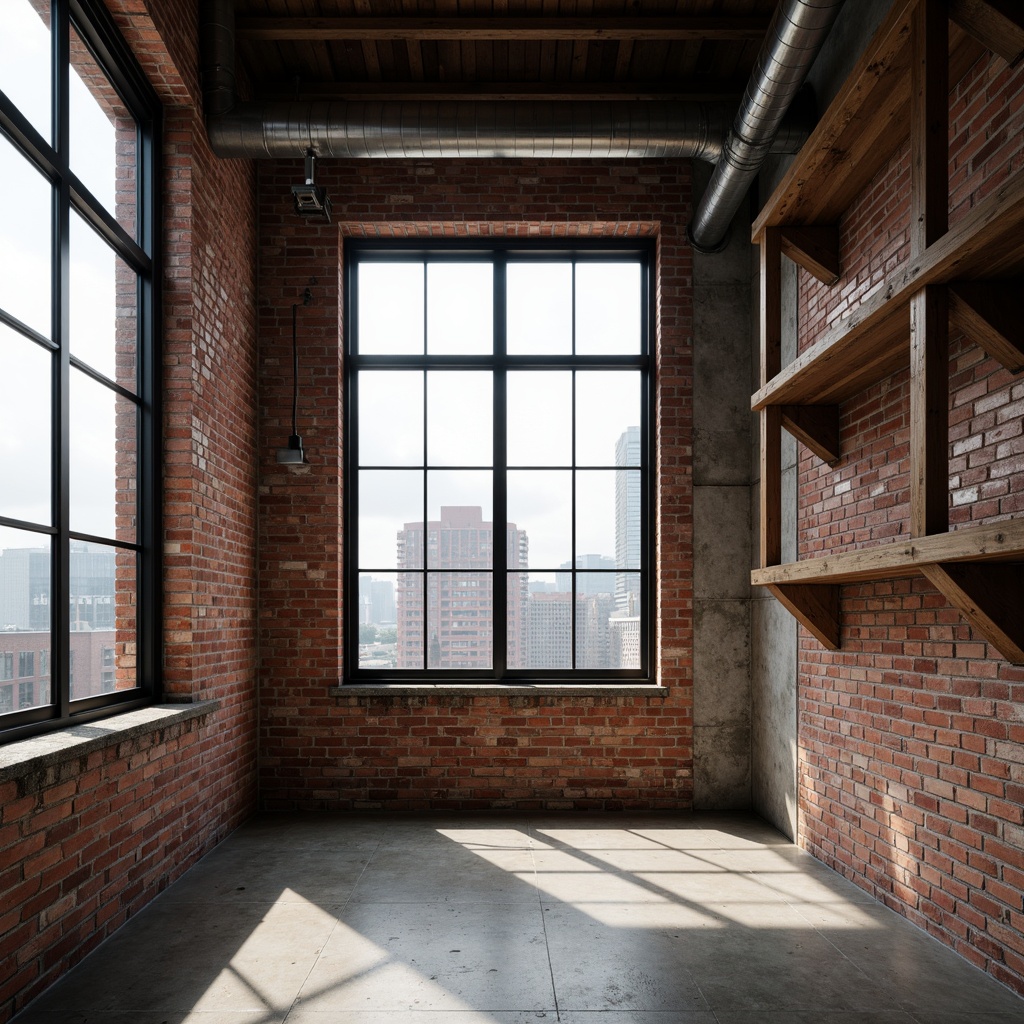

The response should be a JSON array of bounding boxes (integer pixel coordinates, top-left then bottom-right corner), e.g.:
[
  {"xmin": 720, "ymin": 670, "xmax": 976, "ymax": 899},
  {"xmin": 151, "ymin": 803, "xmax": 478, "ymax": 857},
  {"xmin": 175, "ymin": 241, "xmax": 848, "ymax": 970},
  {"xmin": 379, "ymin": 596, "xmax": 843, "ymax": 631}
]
[
  {"xmin": 395, "ymin": 506, "xmax": 528, "ymax": 670},
  {"xmin": 556, "ymin": 553, "xmax": 616, "ymax": 595},
  {"xmin": 615, "ymin": 426, "xmax": 641, "ymax": 613}
]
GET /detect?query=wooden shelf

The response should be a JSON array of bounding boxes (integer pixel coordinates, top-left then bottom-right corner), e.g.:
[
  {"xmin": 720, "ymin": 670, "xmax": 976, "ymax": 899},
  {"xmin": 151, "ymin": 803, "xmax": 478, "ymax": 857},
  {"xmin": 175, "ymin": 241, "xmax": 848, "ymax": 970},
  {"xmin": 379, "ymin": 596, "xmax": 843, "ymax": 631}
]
[
  {"xmin": 750, "ymin": 0, "xmax": 1024, "ymax": 660},
  {"xmin": 752, "ymin": 169, "xmax": 1024, "ymax": 410},
  {"xmin": 751, "ymin": 2, "xmax": 987, "ymax": 241},
  {"xmin": 752, "ymin": 520, "xmax": 1024, "ymax": 587}
]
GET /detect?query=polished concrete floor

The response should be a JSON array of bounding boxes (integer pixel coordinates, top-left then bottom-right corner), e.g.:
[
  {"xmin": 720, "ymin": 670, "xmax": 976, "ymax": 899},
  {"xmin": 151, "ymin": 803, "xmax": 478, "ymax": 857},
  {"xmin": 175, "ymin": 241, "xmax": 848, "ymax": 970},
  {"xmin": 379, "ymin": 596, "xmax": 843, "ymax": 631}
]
[{"xmin": 13, "ymin": 813, "xmax": 1024, "ymax": 1024}]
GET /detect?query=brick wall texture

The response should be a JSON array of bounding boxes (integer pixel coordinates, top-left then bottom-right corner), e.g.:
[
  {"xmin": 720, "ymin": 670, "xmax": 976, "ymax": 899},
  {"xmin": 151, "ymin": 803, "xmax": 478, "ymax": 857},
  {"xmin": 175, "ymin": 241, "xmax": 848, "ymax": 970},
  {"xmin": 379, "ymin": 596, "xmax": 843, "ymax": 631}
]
[
  {"xmin": 256, "ymin": 160, "xmax": 696, "ymax": 812},
  {"xmin": 0, "ymin": 0, "xmax": 259, "ymax": 1019},
  {"xmin": 794, "ymin": 47, "xmax": 1024, "ymax": 994}
]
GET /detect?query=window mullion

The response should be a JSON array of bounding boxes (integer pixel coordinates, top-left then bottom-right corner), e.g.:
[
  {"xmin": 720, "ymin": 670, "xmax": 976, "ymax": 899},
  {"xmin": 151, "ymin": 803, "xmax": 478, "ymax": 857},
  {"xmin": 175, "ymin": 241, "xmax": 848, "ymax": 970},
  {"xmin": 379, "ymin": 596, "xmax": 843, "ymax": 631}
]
[
  {"xmin": 54, "ymin": 1, "xmax": 71, "ymax": 721},
  {"xmin": 493, "ymin": 257, "xmax": 507, "ymax": 677}
]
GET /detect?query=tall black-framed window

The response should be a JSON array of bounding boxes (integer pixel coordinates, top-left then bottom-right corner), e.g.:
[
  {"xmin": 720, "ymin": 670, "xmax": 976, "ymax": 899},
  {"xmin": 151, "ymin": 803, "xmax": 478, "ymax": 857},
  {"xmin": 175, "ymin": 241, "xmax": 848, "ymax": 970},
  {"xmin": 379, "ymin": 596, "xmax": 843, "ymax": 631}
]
[
  {"xmin": 344, "ymin": 241, "xmax": 654, "ymax": 683},
  {"xmin": 0, "ymin": 0, "xmax": 161, "ymax": 741}
]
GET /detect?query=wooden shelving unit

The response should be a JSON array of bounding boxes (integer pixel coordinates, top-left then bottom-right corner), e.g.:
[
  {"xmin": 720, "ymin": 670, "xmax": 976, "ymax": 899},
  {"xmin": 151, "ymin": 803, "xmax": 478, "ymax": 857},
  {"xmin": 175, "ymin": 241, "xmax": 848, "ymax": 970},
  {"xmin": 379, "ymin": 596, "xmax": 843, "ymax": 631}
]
[{"xmin": 751, "ymin": 0, "xmax": 1024, "ymax": 662}]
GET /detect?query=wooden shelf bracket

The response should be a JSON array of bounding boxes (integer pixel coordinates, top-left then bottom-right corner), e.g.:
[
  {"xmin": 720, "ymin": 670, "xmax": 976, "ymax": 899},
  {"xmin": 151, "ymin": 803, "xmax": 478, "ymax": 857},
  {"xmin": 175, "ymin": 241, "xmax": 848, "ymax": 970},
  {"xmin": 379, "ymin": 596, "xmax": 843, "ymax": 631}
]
[
  {"xmin": 766, "ymin": 583, "xmax": 841, "ymax": 650},
  {"xmin": 949, "ymin": 281, "xmax": 1024, "ymax": 374},
  {"xmin": 780, "ymin": 404, "xmax": 841, "ymax": 464},
  {"xmin": 921, "ymin": 561, "xmax": 1024, "ymax": 663},
  {"xmin": 779, "ymin": 224, "xmax": 841, "ymax": 285}
]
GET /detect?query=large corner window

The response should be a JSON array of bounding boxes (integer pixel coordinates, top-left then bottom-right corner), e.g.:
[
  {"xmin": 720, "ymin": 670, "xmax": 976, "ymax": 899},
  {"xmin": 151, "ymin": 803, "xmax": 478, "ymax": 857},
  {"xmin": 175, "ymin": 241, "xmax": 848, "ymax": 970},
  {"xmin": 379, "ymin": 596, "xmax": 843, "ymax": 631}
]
[
  {"xmin": 345, "ymin": 242, "xmax": 653, "ymax": 682},
  {"xmin": 0, "ymin": 0, "xmax": 160, "ymax": 740}
]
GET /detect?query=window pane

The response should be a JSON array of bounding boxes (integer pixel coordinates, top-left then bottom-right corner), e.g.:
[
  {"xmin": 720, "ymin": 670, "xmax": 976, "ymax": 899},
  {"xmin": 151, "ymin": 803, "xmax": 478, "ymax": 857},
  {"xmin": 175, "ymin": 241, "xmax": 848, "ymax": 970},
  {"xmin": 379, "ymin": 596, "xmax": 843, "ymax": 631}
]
[
  {"xmin": 0, "ymin": 0, "xmax": 51, "ymax": 142},
  {"xmin": 360, "ymin": 470, "xmax": 423, "ymax": 569},
  {"xmin": 521, "ymin": 584, "xmax": 572, "ymax": 669},
  {"xmin": 70, "ymin": 543, "xmax": 135, "ymax": 700},
  {"xmin": 507, "ymin": 263, "xmax": 572, "ymax": 355},
  {"xmin": 357, "ymin": 572, "xmax": 398, "ymax": 670},
  {"xmin": 70, "ymin": 211, "xmax": 137, "ymax": 387},
  {"xmin": 426, "ymin": 475, "xmax": 493, "ymax": 569},
  {"xmin": 507, "ymin": 371, "xmax": 571, "ymax": 467},
  {"xmin": 70, "ymin": 371, "xmax": 137, "ymax": 542},
  {"xmin": 427, "ymin": 263, "xmax": 492, "ymax": 354},
  {"xmin": 358, "ymin": 370, "xmax": 422, "ymax": 466},
  {"xmin": 0, "ymin": 134, "xmax": 51, "ymax": 337},
  {"xmin": 0, "ymin": 326, "xmax": 51, "ymax": 525},
  {"xmin": 507, "ymin": 470, "xmax": 571, "ymax": 570},
  {"xmin": 576, "ymin": 469, "xmax": 640, "ymax": 573},
  {"xmin": 576, "ymin": 371, "xmax": 641, "ymax": 466},
  {"xmin": 396, "ymin": 571, "xmax": 424, "ymax": 669},
  {"xmin": 574, "ymin": 589, "xmax": 619, "ymax": 669},
  {"xmin": 357, "ymin": 263, "xmax": 423, "ymax": 354},
  {"xmin": 575, "ymin": 263, "xmax": 641, "ymax": 354},
  {"xmin": 607, "ymin": 601, "xmax": 642, "ymax": 669},
  {"xmin": 70, "ymin": 25, "xmax": 137, "ymax": 234},
  {"xmin": 426, "ymin": 571, "xmax": 492, "ymax": 669},
  {"xmin": 0, "ymin": 525, "xmax": 51, "ymax": 716},
  {"xmin": 427, "ymin": 371, "xmax": 492, "ymax": 466}
]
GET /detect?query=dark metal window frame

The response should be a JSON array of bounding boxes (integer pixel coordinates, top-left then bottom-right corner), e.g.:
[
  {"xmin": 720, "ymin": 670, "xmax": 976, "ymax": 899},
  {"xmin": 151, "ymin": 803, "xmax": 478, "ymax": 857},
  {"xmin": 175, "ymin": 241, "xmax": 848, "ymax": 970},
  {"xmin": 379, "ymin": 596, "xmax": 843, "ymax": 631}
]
[
  {"xmin": 343, "ymin": 238, "xmax": 655, "ymax": 685},
  {"xmin": 0, "ymin": 0, "xmax": 161, "ymax": 741}
]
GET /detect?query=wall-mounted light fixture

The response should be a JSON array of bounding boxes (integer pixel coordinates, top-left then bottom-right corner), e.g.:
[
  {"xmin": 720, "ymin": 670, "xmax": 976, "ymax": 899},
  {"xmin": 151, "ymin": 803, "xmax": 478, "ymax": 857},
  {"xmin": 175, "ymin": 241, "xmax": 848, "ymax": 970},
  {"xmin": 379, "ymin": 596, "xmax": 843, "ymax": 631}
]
[
  {"xmin": 277, "ymin": 288, "xmax": 313, "ymax": 465},
  {"xmin": 291, "ymin": 149, "xmax": 332, "ymax": 223}
]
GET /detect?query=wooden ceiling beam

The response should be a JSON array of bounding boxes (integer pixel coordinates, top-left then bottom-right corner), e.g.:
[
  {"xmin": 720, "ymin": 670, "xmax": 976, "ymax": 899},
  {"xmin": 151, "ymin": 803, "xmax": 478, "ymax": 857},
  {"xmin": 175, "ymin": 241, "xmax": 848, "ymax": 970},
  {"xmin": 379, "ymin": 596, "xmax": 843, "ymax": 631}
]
[
  {"xmin": 236, "ymin": 15, "xmax": 770, "ymax": 43},
  {"xmin": 255, "ymin": 80, "xmax": 747, "ymax": 102}
]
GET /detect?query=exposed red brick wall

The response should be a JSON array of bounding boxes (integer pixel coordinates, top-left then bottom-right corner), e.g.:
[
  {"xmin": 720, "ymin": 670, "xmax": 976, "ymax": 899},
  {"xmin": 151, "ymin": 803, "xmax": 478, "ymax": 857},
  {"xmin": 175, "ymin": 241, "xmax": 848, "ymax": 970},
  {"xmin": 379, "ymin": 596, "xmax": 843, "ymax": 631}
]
[
  {"xmin": 0, "ymin": 0, "xmax": 260, "ymax": 1018},
  {"xmin": 257, "ymin": 160, "xmax": 695, "ymax": 810},
  {"xmin": 791, "ymin": 47, "xmax": 1024, "ymax": 995}
]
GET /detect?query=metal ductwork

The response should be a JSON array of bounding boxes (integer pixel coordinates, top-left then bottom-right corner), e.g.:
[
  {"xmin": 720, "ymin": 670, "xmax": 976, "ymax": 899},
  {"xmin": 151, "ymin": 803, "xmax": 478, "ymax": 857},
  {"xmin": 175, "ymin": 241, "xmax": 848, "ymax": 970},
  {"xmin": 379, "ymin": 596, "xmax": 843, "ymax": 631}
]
[
  {"xmin": 689, "ymin": 0, "xmax": 847, "ymax": 252},
  {"xmin": 200, "ymin": 0, "xmax": 809, "ymax": 163}
]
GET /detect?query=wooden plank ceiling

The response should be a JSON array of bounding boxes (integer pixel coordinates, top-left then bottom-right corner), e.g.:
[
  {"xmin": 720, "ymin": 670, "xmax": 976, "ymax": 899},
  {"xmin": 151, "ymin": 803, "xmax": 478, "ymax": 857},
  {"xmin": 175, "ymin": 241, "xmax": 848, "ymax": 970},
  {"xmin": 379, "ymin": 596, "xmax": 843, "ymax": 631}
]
[{"xmin": 233, "ymin": 0, "xmax": 780, "ymax": 104}]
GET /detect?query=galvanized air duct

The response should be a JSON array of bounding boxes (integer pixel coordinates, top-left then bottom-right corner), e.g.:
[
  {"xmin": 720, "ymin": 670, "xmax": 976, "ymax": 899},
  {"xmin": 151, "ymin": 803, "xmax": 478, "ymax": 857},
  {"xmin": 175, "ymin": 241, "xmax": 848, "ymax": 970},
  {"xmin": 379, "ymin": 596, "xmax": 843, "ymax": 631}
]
[
  {"xmin": 689, "ymin": 0, "xmax": 847, "ymax": 252},
  {"xmin": 200, "ymin": 0, "xmax": 808, "ymax": 163}
]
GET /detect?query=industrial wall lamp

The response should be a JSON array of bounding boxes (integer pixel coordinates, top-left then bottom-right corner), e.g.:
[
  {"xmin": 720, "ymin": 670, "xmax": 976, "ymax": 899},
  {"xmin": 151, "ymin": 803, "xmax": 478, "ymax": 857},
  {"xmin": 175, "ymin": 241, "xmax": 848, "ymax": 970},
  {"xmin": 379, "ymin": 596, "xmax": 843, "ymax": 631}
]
[
  {"xmin": 277, "ymin": 288, "xmax": 313, "ymax": 465},
  {"xmin": 291, "ymin": 150, "xmax": 332, "ymax": 223}
]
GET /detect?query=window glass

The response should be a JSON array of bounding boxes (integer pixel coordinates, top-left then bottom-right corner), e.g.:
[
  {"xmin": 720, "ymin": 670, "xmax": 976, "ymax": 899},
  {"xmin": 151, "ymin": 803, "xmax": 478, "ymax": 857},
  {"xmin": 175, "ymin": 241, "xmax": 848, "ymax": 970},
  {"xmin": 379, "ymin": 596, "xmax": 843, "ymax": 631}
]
[
  {"xmin": 427, "ymin": 263, "xmax": 493, "ymax": 355},
  {"xmin": 70, "ymin": 210, "xmax": 138, "ymax": 387},
  {"xmin": 0, "ymin": 326, "xmax": 51, "ymax": 526},
  {"xmin": 357, "ymin": 263, "xmax": 423, "ymax": 354},
  {"xmin": 575, "ymin": 263, "xmax": 641, "ymax": 354},
  {"xmin": 358, "ymin": 371, "xmax": 423, "ymax": 466},
  {"xmin": 0, "ymin": 0, "xmax": 51, "ymax": 142},
  {"xmin": 0, "ymin": 134, "xmax": 52, "ymax": 337},
  {"xmin": 70, "ymin": 24, "xmax": 137, "ymax": 234},
  {"xmin": 349, "ymin": 247, "xmax": 648, "ymax": 680},
  {"xmin": 507, "ymin": 262, "xmax": 572, "ymax": 354},
  {"xmin": 507, "ymin": 371, "xmax": 571, "ymax": 467},
  {"xmin": 70, "ymin": 370, "xmax": 137, "ymax": 542},
  {"xmin": 0, "ymin": 525, "xmax": 51, "ymax": 713},
  {"xmin": 427, "ymin": 371, "xmax": 492, "ymax": 466},
  {"xmin": 69, "ymin": 543, "xmax": 135, "ymax": 700}
]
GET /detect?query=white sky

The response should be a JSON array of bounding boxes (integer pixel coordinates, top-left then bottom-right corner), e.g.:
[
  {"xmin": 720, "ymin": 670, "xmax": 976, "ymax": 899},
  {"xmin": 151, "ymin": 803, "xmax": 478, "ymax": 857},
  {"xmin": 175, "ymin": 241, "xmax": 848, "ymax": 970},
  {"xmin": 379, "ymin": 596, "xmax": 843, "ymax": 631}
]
[{"xmin": 0, "ymin": 0, "xmax": 132, "ymax": 549}]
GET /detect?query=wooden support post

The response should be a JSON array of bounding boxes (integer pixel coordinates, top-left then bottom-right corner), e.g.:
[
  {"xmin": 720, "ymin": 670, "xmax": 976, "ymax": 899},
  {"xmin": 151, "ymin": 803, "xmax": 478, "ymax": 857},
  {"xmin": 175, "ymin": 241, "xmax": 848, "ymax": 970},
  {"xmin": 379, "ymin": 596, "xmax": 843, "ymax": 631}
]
[
  {"xmin": 780, "ymin": 405, "xmax": 841, "ymax": 464},
  {"xmin": 949, "ymin": 0, "xmax": 1024, "ymax": 67},
  {"xmin": 949, "ymin": 281, "xmax": 1024, "ymax": 373},
  {"xmin": 766, "ymin": 583, "xmax": 841, "ymax": 650},
  {"xmin": 759, "ymin": 226, "xmax": 783, "ymax": 568},
  {"xmin": 921, "ymin": 562, "xmax": 1024, "ymax": 663},
  {"xmin": 911, "ymin": 0, "xmax": 949, "ymax": 257},
  {"xmin": 760, "ymin": 226, "xmax": 782, "ymax": 385},
  {"xmin": 760, "ymin": 406, "xmax": 783, "ymax": 568},
  {"xmin": 779, "ymin": 225, "xmax": 841, "ymax": 285},
  {"xmin": 910, "ymin": 285, "xmax": 949, "ymax": 538}
]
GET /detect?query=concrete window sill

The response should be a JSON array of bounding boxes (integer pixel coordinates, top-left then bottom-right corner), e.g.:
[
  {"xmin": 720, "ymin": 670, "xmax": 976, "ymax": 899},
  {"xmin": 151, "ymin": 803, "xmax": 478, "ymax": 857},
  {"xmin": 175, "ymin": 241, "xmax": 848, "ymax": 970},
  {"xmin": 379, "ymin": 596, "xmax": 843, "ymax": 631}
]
[
  {"xmin": 331, "ymin": 684, "xmax": 668, "ymax": 698},
  {"xmin": 0, "ymin": 702, "xmax": 220, "ymax": 785}
]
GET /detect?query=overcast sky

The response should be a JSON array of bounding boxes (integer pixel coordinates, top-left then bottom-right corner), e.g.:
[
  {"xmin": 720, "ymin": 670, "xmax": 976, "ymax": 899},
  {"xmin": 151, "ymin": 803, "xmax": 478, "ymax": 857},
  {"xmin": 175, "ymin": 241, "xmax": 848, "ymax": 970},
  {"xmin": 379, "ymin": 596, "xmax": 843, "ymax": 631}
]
[{"xmin": 0, "ymin": 0, "xmax": 131, "ymax": 553}]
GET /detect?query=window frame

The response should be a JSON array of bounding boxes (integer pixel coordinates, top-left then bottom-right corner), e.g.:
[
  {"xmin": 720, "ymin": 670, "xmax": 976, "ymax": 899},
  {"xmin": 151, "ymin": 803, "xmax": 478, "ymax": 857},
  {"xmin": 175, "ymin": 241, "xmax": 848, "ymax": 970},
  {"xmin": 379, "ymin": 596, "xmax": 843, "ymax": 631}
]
[
  {"xmin": 0, "ymin": 0, "xmax": 161, "ymax": 742},
  {"xmin": 343, "ymin": 238, "xmax": 655, "ymax": 685}
]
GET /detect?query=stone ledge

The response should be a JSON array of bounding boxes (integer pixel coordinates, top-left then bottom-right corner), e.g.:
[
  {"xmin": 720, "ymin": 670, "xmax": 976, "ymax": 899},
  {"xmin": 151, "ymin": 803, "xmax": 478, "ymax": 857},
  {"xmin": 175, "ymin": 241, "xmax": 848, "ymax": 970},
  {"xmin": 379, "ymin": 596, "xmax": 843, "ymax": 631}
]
[
  {"xmin": 0, "ymin": 702, "xmax": 221, "ymax": 784},
  {"xmin": 331, "ymin": 684, "xmax": 668, "ymax": 698}
]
